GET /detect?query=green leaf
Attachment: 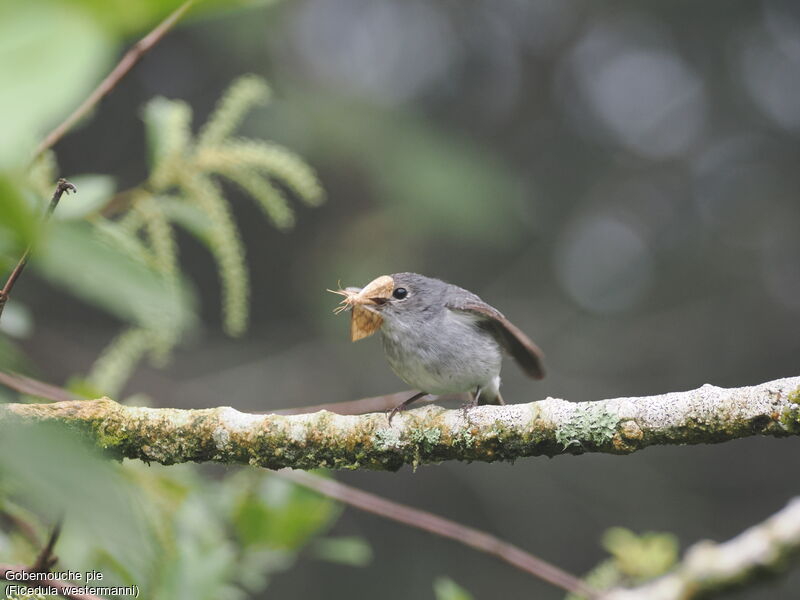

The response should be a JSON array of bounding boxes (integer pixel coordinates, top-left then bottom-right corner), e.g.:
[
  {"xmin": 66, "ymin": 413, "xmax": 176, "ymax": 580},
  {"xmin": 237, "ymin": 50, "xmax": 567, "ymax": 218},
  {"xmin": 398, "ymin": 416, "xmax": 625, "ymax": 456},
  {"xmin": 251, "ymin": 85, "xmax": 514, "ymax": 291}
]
[
  {"xmin": 434, "ymin": 577, "xmax": 474, "ymax": 600},
  {"xmin": 65, "ymin": 375, "xmax": 105, "ymax": 399},
  {"xmin": 602, "ymin": 527, "xmax": 679, "ymax": 580},
  {"xmin": 66, "ymin": 0, "xmax": 186, "ymax": 36},
  {"xmin": 231, "ymin": 474, "xmax": 339, "ymax": 550},
  {"xmin": 564, "ymin": 561, "xmax": 621, "ymax": 600},
  {"xmin": 0, "ymin": 422, "xmax": 154, "ymax": 584},
  {"xmin": 0, "ymin": 173, "xmax": 37, "ymax": 255},
  {"xmin": 158, "ymin": 495, "xmax": 239, "ymax": 600},
  {"xmin": 70, "ymin": 0, "xmax": 279, "ymax": 38},
  {"xmin": 311, "ymin": 536, "xmax": 372, "ymax": 567},
  {"xmin": 53, "ymin": 174, "xmax": 115, "ymax": 220},
  {"xmin": 34, "ymin": 221, "xmax": 196, "ymax": 333},
  {"xmin": 0, "ymin": 2, "xmax": 112, "ymax": 165}
]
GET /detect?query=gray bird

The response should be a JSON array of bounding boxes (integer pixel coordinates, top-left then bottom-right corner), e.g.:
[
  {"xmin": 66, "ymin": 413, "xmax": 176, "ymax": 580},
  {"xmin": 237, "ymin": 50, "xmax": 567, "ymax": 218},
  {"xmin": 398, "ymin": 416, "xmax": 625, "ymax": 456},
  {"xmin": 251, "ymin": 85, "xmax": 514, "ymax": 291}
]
[{"xmin": 333, "ymin": 272, "xmax": 545, "ymax": 420}]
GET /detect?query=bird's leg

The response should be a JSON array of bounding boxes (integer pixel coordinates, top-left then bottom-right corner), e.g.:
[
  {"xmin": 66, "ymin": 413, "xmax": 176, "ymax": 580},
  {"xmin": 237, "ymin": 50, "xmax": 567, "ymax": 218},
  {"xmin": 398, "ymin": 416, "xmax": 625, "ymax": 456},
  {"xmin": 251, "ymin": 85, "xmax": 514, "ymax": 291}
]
[
  {"xmin": 388, "ymin": 391, "xmax": 428, "ymax": 424},
  {"xmin": 461, "ymin": 387, "xmax": 482, "ymax": 420}
]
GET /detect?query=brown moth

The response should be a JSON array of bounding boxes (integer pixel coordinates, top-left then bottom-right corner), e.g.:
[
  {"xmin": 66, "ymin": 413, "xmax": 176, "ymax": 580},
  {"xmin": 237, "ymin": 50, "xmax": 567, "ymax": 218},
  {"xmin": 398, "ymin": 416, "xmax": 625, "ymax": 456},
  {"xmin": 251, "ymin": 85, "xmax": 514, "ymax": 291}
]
[
  {"xmin": 329, "ymin": 275, "xmax": 394, "ymax": 341},
  {"xmin": 350, "ymin": 306, "xmax": 383, "ymax": 341}
]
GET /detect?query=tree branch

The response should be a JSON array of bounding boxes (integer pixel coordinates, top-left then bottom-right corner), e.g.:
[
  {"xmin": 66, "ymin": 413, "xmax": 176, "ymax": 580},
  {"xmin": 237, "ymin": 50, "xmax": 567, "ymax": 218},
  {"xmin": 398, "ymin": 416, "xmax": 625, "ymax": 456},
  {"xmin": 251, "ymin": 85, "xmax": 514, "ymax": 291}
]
[
  {"xmin": 0, "ymin": 377, "xmax": 797, "ymax": 471},
  {"xmin": 601, "ymin": 497, "xmax": 800, "ymax": 599},
  {"xmin": 30, "ymin": 518, "xmax": 62, "ymax": 573},
  {"xmin": 0, "ymin": 371, "xmax": 77, "ymax": 403},
  {"xmin": 280, "ymin": 470, "xmax": 597, "ymax": 597}
]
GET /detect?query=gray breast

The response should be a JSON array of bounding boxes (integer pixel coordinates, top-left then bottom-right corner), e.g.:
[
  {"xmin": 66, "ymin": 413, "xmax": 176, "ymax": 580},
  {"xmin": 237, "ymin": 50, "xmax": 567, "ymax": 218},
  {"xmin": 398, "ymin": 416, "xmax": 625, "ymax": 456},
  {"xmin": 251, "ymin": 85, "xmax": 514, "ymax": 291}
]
[{"xmin": 380, "ymin": 308, "xmax": 503, "ymax": 395}]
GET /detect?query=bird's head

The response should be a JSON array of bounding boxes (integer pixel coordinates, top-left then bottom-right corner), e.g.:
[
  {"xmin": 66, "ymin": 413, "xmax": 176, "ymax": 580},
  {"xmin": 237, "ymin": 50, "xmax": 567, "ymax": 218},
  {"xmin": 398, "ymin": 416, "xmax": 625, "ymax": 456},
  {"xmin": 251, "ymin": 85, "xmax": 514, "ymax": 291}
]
[{"xmin": 329, "ymin": 272, "xmax": 446, "ymax": 340}]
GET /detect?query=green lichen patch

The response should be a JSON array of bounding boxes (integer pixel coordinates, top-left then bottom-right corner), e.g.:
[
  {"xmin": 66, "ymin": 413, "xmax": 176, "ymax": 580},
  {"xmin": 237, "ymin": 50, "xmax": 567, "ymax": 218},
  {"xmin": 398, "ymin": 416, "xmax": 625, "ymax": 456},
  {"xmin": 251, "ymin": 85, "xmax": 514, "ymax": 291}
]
[
  {"xmin": 556, "ymin": 403, "xmax": 620, "ymax": 450},
  {"xmin": 453, "ymin": 428, "xmax": 475, "ymax": 450},
  {"xmin": 780, "ymin": 404, "xmax": 800, "ymax": 434},
  {"xmin": 410, "ymin": 427, "xmax": 442, "ymax": 453},
  {"xmin": 788, "ymin": 387, "xmax": 800, "ymax": 405},
  {"xmin": 372, "ymin": 427, "xmax": 402, "ymax": 451},
  {"xmin": 482, "ymin": 417, "xmax": 534, "ymax": 461}
]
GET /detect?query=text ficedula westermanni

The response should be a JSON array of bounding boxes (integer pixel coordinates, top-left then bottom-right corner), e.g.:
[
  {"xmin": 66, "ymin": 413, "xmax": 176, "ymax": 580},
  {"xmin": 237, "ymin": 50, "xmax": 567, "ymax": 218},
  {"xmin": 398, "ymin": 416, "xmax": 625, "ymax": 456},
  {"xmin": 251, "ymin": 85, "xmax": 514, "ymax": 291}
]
[{"xmin": 331, "ymin": 272, "xmax": 545, "ymax": 420}]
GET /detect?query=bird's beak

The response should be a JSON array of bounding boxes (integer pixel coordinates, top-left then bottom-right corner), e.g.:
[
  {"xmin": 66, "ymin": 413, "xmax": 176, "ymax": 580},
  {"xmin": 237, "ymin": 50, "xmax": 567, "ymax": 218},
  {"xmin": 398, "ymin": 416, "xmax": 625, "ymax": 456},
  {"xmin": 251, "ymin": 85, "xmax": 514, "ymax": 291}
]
[
  {"xmin": 330, "ymin": 275, "xmax": 394, "ymax": 310},
  {"xmin": 352, "ymin": 275, "xmax": 394, "ymax": 307},
  {"xmin": 329, "ymin": 275, "xmax": 394, "ymax": 341}
]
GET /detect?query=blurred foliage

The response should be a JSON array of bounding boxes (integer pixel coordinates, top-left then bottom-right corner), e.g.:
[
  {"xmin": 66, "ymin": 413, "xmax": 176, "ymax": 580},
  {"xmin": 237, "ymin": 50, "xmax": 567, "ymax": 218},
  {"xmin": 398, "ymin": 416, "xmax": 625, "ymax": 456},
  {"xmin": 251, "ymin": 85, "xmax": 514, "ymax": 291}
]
[
  {"xmin": 5, "ymin": 0, "xmax": 794, "ymax": 598},
  {"xmin": 139, "ymin": 74, "xmax": 323, "ymax": 339},
  {"xmin": 71, "ymin": 0, "xmax": 279, "ymax": 38},
  {"xmin": 230, "ymin": 471, "xmax": 340, "ymax": 550},
  {"xmin": 309, "ymin": 536, "xmax": 372, "ymax": 567},
  {"xmin": 1, "ymin": 0, "xmax": 321, "ymax": 397},
  {"xmin": 4, "ymin": 74, "xmax": 325, "ymax": 398},
  {"xmin": 434, "ymin": 576, "xmax": 474, "ymax": 600},
  {"xmin": 0, "ymin": 0, "xmax": 277, "ymax": 164},
  {"xmin": 0, "ymin": 4, "xmax": 339, "ymax": 598},
  {"xmin": 267, "ymin": 94, "xmax": 536, "ymax": 322},
  {"xmin": 0, "ymin": 2, "xmax": 112, "ymax": 166},
  {"xmin": 0, "ymin": 175, "xmax": 38, "ymax": 272},
  {"xmin": 564, "ymin": 527, "xmax": 679, "ymax": 600},
  {"xmin": 0, "ymin": 423, "xmax": 352, "ymax": 599},
  {"xmin": 602, "ymin": 527, "xmax": 679, "ymax": 580},
  {"xmin": 280, "ymin": 95, "xmax": 530, "ymax": 246}
]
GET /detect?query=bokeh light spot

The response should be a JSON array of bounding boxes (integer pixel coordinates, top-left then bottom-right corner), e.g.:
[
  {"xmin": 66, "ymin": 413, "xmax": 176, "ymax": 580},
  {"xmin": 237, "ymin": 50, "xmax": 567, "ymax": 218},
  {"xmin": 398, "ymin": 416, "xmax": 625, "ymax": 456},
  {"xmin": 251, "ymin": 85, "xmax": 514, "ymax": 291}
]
[{"xmin": 555, "ymin": 216, "xmax": 654, "ymax": 313}]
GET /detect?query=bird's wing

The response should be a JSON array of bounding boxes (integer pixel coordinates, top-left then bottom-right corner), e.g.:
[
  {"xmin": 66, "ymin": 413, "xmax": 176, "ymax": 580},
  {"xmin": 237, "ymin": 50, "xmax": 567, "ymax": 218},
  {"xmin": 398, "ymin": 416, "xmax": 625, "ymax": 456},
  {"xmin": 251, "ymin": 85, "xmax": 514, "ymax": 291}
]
[{"xmin": 447, "ymin": 300, "xmax": 545, "ymax": 379}]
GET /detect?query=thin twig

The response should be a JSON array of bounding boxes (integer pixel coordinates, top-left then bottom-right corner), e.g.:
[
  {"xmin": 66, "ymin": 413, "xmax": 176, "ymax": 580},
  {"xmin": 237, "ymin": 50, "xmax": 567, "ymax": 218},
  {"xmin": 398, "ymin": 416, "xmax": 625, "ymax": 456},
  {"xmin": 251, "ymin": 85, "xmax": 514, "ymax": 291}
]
[
  {"xmin": 33, "ymin": 0, "xmax": 195, "ymax": 158},
  {"xmin": 271, "ymin": 390, "xmax": 441, "ymax": 415},
  {"xmin": 0, "ymin": 178, "xmax": 76, "ymax": 320},
  {"xmin": 31, "ymin": 519, "xmax": 62, "ymax": 573},
  {"xmin": 0, "ymin": 510, "xmax": 41, "ymax": 549},
  {"xmin": 0, "ymin": 371, "xmax": 77, "ymax": 403},
  {"xmin": 0, "ymin": 564, "xmax": 104, "ymax": 600},
  {"xmin": 0, "ymin": 370, "xmax": 439, "ymax": 415},
  {"xmin": 279, "ymin": 470, "xmax": 597, "ymax": 598}
]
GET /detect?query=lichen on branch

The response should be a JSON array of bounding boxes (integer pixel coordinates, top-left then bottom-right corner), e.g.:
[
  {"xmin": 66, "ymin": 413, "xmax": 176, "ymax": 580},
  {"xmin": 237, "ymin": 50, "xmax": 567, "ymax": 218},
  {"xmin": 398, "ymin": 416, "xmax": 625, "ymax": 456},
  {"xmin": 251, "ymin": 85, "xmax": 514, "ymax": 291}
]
[{"xmin": 0, "ymin": 377, "xmax": 798, "ymax": 472}]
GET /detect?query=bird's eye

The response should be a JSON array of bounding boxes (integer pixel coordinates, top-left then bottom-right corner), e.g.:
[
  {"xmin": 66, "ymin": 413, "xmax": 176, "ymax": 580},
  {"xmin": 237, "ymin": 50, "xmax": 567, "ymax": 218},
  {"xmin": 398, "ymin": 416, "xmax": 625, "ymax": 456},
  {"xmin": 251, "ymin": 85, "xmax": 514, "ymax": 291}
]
[{"xmin": 392, "ymin": 287, "xmax": 408, "ymax": 300}]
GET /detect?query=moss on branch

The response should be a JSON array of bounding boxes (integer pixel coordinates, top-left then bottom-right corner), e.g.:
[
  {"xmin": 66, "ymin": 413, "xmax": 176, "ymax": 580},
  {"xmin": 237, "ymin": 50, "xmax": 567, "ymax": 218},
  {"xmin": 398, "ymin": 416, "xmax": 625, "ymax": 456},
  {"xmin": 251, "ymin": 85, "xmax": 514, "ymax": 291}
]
[{"xmin": 0, "ymin": 377, "xmax": 798, "ymax": 472}]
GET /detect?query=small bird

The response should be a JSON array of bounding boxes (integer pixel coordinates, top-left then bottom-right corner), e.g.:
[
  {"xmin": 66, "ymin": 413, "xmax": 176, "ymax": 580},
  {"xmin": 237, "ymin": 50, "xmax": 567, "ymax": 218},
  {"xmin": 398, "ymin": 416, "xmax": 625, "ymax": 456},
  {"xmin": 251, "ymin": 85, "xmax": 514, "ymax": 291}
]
[{"xmin": 331, "ymin": 273, "xmax": 545, "ymax": 420}]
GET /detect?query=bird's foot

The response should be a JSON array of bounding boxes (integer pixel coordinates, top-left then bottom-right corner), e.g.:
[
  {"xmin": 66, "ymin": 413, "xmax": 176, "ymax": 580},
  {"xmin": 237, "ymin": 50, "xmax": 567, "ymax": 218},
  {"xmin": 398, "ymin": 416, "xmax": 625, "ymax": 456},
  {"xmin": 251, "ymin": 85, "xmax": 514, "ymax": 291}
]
[
  {"xmin": 387, "ymin": 391, "xmax": 428, "ymax": 424},
  {"xmin": 459, "ymin": 388, "xmax": 481, "ymax": 421}
]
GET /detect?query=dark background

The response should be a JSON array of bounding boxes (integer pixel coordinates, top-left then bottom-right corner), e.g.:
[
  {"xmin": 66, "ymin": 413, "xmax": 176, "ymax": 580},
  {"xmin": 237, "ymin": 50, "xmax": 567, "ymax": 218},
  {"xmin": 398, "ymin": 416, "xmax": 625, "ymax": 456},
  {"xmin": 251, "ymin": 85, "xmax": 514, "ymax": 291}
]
[{"xmin": 14, "ymin": 0, "xmax": 800, "ymax": 597}]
